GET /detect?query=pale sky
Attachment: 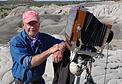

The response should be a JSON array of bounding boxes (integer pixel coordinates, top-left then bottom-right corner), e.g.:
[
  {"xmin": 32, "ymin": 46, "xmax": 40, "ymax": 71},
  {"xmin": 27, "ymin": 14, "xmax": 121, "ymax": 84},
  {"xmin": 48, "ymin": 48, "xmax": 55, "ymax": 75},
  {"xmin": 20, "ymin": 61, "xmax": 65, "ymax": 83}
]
[
  {"xmin": 0, "ymin": 0, "xmax": 83, "ymax": 1},
  {"xmin": 35, "ymin": 0, "xmax": 82, "ymax": 1},
  {"xmin": 0, "ymin": 0, "xmax": 7, "ymax": 1},
  {"xmin": 0, "ymin": 0, "xmax": 86, "ymax": 1}
]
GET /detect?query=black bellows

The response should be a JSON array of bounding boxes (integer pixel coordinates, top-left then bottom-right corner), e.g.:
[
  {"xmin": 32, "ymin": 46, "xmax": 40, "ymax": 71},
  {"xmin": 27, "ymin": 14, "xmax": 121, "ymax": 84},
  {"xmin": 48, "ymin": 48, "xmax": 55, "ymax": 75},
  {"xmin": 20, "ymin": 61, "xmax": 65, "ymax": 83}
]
[{"xmin": 81, "ymin": 12, "xmax": 109, "ymax": 47}]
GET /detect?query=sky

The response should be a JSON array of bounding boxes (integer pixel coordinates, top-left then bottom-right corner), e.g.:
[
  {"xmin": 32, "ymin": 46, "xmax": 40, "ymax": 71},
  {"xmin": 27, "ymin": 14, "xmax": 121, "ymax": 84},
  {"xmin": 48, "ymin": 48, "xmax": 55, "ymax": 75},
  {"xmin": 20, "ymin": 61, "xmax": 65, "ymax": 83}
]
[
  {"xmin": 34, "ymin": 0, "xmax": 100, "ymax": 1},
  {"xmin": 0, "ymin": 0, "xmax": 87, "ymax": 1},
  {"xmin": 35, "ymin": 0, "xmax": 81, "ymax": 1},
  {"xmin": 0, "ymin": 0, "xmax": 81, "ymax": 1}
]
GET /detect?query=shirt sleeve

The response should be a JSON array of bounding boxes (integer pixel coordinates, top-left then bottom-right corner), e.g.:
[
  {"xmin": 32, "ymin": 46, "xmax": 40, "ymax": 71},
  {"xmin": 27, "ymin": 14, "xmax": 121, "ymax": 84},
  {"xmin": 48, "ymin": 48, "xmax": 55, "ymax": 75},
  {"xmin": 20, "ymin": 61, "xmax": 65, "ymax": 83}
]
[
  {"xmin": 46, "ymin": 34, "xmax": 64, "ymax": 47},
  {"xmin": 10, "ymin": 39, "xmax": 32, "ymax": 69}
]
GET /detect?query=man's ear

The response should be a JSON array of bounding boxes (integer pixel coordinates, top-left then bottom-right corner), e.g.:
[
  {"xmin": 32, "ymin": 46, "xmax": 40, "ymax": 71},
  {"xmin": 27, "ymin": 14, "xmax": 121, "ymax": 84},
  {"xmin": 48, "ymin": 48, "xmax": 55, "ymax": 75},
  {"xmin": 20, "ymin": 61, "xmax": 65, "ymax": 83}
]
[
  {"xmin": 21, "ymin": 22, "xmax": 24, "ymax": 27},
  {"xmin": 18, "ymin": 21, "xmax": 23, "ymax": 28},
  {"xmin": 38, "ymin": 23, "xmax": 40, "ymax": 27}
]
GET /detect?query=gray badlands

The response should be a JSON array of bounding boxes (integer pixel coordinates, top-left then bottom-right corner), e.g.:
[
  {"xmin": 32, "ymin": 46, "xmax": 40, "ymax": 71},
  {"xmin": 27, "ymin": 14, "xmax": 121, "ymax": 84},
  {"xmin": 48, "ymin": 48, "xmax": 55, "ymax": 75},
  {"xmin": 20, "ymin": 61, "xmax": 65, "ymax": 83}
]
[{"xmin": 0, "ymin": 1, "xmax": 122, "ymax": 84}]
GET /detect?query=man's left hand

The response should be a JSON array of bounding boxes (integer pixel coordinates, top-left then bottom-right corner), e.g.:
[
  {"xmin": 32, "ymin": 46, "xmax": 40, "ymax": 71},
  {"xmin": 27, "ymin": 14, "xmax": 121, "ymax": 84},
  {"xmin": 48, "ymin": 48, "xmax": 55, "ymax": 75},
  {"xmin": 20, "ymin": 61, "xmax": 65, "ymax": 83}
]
[{"xmin": 52, "ymin": 50, "xmax": 63, "ymax": 63}]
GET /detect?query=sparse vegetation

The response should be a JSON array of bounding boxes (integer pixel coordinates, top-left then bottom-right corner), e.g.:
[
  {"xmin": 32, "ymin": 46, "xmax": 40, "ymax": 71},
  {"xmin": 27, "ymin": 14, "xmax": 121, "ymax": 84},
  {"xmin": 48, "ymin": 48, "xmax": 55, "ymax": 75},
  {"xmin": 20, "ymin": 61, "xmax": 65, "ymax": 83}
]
[
  {"xmin": 0, "ymin": 1, "xmax": 83, "ymax": 19},
  {"xmin": 0, "ymin": 5, "xmax": 17, "ymax": 19},
  {"xmin": 0, "ymin": 0, "xmax": 120, "ymax": 19}
]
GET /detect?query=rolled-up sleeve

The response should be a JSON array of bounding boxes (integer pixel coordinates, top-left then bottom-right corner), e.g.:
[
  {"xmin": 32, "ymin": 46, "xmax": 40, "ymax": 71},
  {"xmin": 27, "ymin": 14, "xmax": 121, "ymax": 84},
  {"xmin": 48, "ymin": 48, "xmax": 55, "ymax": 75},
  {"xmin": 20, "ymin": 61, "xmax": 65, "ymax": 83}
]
[
  {"xmin": 10, "ymin": 39, "xmax": 32, "ymax": 69},
  {"xmin": 23, "ymin": 56, "xmax": 32, "ymax": 68}
]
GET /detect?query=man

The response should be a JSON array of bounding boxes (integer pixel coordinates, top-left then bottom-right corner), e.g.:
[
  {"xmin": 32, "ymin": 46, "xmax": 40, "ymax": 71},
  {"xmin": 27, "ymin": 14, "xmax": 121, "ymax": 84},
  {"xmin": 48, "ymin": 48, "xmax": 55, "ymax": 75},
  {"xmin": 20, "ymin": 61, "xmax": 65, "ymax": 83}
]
[{"xmin": 10, "ymin": 10, "xmax": 66, "ymax": 84}]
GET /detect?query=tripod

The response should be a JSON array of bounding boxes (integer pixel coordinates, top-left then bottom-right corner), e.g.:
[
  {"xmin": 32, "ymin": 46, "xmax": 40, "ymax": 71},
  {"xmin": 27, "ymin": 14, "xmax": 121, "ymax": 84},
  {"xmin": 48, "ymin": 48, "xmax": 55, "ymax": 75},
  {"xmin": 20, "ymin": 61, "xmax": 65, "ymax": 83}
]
[{"xmin": 68, "ymin": 23, "xmax": 113, "ymax": 84}]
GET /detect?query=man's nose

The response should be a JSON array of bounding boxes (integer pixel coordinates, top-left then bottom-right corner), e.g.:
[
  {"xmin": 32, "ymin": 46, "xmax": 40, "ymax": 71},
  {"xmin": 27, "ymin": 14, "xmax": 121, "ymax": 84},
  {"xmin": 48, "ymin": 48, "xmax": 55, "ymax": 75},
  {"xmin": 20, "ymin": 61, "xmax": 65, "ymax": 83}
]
[{"xmin": 30, "ymin": 26, "xmax": 34, "ymax": 29}]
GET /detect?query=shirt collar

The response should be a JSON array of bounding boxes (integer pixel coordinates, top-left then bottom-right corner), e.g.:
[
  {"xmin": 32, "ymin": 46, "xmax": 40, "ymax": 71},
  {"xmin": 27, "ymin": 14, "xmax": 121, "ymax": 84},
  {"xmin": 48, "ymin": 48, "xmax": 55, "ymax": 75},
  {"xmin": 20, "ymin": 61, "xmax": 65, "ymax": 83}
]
[
  {"xmin": 22, "ymin": 30, "xmax": 39, "ymax": 40},
  {"xmin": 21, "ymin": 30, "xmax": 40, "ymax": 46}
]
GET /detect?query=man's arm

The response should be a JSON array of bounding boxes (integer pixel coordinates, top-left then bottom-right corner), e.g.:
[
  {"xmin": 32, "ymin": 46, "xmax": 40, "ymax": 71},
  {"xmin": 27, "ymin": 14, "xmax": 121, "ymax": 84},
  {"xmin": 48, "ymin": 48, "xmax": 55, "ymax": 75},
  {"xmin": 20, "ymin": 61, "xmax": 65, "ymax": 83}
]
[{"xmin": 30, "ymin": 44, "xmax": 59, "ymax": 68}]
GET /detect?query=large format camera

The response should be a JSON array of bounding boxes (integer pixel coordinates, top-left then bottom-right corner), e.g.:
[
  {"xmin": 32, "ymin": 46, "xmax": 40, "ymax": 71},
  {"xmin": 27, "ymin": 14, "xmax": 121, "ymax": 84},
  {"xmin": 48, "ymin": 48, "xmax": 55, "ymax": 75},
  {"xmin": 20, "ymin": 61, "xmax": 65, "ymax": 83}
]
[{"xmin": 65, "ymin": 6, "xmax": 113, "ymax": 84}]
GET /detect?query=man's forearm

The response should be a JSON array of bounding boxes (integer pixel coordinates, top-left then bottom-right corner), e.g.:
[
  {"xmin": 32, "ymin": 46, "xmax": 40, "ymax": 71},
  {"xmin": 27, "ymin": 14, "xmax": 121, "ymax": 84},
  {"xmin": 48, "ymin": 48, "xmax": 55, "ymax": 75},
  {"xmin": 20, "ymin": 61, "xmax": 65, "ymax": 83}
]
[
  {"xmin": 30, "ymin": 44, "xmax": 59, "ymax": 68},
  {"xmin": 30, "ymin": 49, "xmax": 51, "ymax": 68}
]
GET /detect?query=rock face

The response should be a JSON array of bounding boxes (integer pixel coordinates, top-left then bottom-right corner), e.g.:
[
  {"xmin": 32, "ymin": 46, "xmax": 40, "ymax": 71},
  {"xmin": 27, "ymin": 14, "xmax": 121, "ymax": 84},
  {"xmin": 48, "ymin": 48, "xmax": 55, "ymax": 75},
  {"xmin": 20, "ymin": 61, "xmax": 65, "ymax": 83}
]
[
  {"xmin": 0, "ymin": 46, "xmax": 14, "ymax": 84},
  {"xmin": 0, "ymin": 6, "xmax": 68, "ymax": 44},
  {"xmin": 0, "ymin": 6, "xmax": 30, "ymax": 44},
  {"xmin": 1, "ymin": 1, "xmax": 122, "ymax": 44},
  {"xmin": 6, "ymin": 6, "xmax": 30, "ymax": 18},
  {"xmin": 0, "ymin": 16, "xmax": 21, "ymax": 44}
]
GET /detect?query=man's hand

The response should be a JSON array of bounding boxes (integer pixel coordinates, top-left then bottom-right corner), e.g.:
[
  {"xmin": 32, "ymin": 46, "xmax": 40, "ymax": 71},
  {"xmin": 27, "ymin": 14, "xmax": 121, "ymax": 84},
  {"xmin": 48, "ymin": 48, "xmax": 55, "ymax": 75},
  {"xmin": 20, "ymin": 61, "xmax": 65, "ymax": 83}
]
[
  {"xmin": 58, "ymin": 42, "xmax": 66, "ymax": 52},
  {"xmin": 52, "ymin": 50, "xmax": 63, "ymax": 63},
  {"xmin": 52, "ymin": 42, "xmax": 66, "ymax": 63},
  {"xmin": 49, "ymin": 42, "xmax": 66, "ymax": 63},
  {"xmin": 48, "ymin": 44, "xmax": 59, "ymax": 55}
]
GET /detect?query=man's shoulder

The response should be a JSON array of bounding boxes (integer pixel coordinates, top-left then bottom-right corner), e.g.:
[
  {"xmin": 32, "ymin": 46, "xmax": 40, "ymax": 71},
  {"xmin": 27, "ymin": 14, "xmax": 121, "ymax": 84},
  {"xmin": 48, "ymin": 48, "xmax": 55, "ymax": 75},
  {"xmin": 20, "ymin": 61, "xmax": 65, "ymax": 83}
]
[
  {"xmin": 39, "ymin": 32, "xmax": 52, "ymax": 38},
  {"xmin": 10, "ymin": 32, "xmax": 23, "ymax": 44},
  {"xmin": 39, "ymin": 32, "xmax": 50, "ymax": 36}
]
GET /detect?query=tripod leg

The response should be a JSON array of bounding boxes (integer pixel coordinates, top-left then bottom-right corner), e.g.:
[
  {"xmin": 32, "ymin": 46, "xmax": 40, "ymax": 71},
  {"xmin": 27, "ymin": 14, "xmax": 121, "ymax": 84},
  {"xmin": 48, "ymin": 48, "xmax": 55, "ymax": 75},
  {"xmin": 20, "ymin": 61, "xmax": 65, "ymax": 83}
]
[
  {"xmin": 74, "ymin": 76, "xmax": 81, "ymax": 84},
  {"xmin": 84, "ymin": 60, "xmax": 96, "ymax": 84}
]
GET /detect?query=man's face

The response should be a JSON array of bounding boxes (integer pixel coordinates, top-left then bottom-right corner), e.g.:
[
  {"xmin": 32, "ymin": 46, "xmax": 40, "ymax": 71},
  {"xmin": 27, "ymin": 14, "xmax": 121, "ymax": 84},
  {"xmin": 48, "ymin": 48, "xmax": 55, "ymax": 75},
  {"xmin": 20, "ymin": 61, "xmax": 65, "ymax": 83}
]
[{"xmin": 23, "ymin": 21, "xmax": 40, "ymax": 37}]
